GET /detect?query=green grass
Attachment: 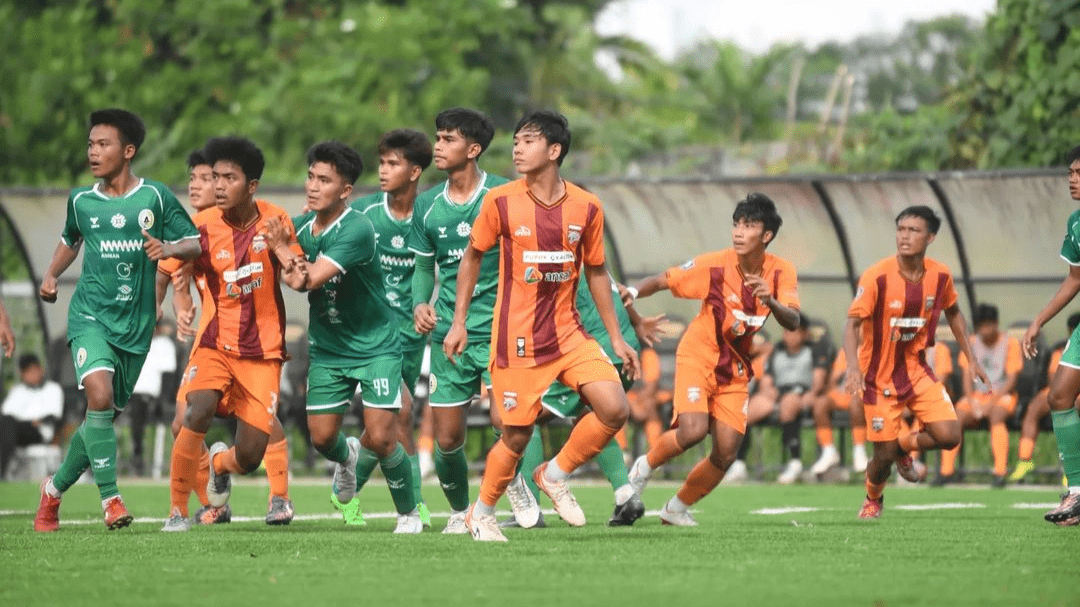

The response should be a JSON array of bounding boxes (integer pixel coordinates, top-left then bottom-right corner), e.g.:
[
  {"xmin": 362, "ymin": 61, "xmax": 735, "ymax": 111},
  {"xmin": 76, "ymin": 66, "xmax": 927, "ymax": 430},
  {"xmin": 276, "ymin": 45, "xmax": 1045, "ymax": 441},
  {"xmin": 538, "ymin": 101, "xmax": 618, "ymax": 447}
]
[{"xmin": 1, "ymin": 479, "xmax": 1077, "ymax": 607}]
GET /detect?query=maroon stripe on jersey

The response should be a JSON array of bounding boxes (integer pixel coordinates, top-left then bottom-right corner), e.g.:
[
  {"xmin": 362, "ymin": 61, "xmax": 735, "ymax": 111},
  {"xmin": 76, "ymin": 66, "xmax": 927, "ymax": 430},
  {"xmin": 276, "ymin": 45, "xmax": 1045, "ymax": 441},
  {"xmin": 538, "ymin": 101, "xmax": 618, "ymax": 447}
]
[
  {"xmin": 232, "ymin": 225, "xmax": 263, "ymax": 357},
  {"xmin": 198, "ymin": 226, "xmax": 222, "ymax": 351},
  {"xmin": 495, "ymin": 196, "xmax": 513, "ymax": 368},
  {"xmin": 862, "ymin": 275, "xmax": 888, "ymax": 405},
  {"xmin": 919, "ymin": 273, "xmax": 950, "ymax": 379},
  {"xmin": 890, "ymin": 279, "xmax": 924, "ymax": 402},
  {"xmin": 532, "ymin": 203, "xmax": 564, "ymax": 365},
  {"xmin": 707, "ymin": 267, "xmax": 734, "ymax": 385}
]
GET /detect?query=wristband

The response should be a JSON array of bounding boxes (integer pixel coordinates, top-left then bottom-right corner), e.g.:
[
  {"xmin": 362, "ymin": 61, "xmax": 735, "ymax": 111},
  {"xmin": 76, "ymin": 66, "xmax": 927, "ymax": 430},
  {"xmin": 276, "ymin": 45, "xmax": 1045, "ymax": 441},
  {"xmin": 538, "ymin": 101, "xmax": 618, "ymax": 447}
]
[{"xmin": 626, "ymin": 286, "xmax": 639, "ymax": 300}]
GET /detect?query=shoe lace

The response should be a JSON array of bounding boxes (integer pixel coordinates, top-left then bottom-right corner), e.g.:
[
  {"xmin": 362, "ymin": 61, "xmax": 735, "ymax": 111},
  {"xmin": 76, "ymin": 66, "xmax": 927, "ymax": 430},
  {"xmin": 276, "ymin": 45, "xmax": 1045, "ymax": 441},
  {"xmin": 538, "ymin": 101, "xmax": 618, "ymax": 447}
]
[{"xmin": 507, "ymin": 479, "xmax": 533, "ymax": 511}]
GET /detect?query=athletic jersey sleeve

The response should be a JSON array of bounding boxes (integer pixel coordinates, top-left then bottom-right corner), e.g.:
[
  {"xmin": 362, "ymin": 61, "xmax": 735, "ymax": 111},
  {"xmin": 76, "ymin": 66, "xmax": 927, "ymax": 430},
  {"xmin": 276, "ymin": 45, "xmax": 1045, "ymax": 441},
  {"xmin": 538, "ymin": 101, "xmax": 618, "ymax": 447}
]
[
  {"xmin": 848, "ymin": 270, "xmax": 879, "ymax": 319},
  {"xmin": 1005, "ymin": 337, "xmax": 1023, "ymax": 376},
  {"xmin": 940, "ymin": 270, "xmax": 958, "ymax": 309},
  {"xmin": 60, "ymin": 191, "xmax": 81, "ymax": 247},
  {"xmin": 158, "ymin": 257, "xmax": 183, "ymax": 276},
  {"xmin": 322, "ymin": 213, "xmax": 374, "ymax": 272},
  {"xmin": 161, "ymin": 187, "xmax": 199, "ymax": 243},
  {"xmin": 581, "ymin": 203, "xmax": 606, "ymax": 266},
  {"xmin": 408, "ymin": 195, "xmax": 435, "ymax": 257},
  {"xmin": 469, "ymin": 193, "xmax": 500, "ymax": 253},
  {"xmin": 1061, "ymin": 211, "xmax": 1080, "ymax": 265},
  {"xmin": 665, "ymin": 254, "xmax": 713, "ymax": 301}
]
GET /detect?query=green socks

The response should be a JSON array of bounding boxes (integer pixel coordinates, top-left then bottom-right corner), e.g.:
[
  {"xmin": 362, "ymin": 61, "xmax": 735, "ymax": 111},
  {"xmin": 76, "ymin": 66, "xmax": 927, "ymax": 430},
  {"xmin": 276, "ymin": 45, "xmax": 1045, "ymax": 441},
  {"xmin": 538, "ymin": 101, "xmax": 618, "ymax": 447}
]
[
  {"xmin": 1051, "ymin": 408, "xmax": 1080, "ymax": 487},
  {"xmin": 380, "ymin": 443, "xmax": 417, "ymax": 514},
  {"xmin": 595, "ymin": 437, "xmax": 631, "ymax": 489},
  {"xmin": 355, "ymin": 444, "xmax": 380, "ymax": 492},
  {"xmin": 409, "ymin": 453, "xmax": 424, "ymax": 504},
  {"xmin": 83, "ymin": 410, "xmax": 119, "ymax": 500},
  {"xmin": 434, "ymin": 443, "xmax": 470, "ymax": 511},
  {"xmin": 519, "ymin": 427, "xmax": 544, "ymax": 500},
  {"xmin": 52, "ymin": 423, "xmax": 91, "ymax": 493},
  {"xmin": 320, "ymin": 432, "xmax": 350, "ymax": 464}
]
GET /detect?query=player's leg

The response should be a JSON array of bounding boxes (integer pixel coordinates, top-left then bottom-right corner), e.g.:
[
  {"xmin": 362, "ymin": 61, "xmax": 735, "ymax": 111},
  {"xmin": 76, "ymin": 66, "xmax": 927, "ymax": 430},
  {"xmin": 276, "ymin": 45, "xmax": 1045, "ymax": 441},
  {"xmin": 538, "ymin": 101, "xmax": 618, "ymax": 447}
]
[
  {"xmin": 1012, "ymin": 389, "xmax": 1049, "ymax": 481},
  {"xmin": 358, "ymin": 360, "xmax": 420, "ymax": 533},
  {"xmin": 849, "ymin": 391, "xmax": 869, "ymax": 473},
  {"xmin": 1044, "ymin": 356, "xmax": 1080, "ymax": 523},
  {"xmin": 262, "ymin": 416, "xmax": 292, "ymax": 523},
  {"xmin": 987, "ymin": 396, "xmax": 1015, "ymax": 487},
  {"xmin": 937, "ymin": 396, "xmax": 974, "ymax": 483},
  {"xmin": 859, "ymin": 396, "xmax": 907, "ymax": 518},
  {"xmin": 810, "ymin": 391, "xmax": 844, "ymax": 475},
  {"xmin": 661, "ymin": 412, "xmax": 744, "ymax": 526},
  {"xmin": 417, "ymin": 401, "xmax": 435, "ymax": 479},
  {"xmin": 776, "ymin": 389, "xmax": 806, "ymax": 484},
  {"xmin": 172, "ymin": 348, "xmax": 232, "ymax": 518},
  {"xmin": 427, "ymin": 344, "xmax": 476, "ymax": 525},
  {"xmin": 397, "ymin": 341, "xmax": 428, "ymax": 525}
]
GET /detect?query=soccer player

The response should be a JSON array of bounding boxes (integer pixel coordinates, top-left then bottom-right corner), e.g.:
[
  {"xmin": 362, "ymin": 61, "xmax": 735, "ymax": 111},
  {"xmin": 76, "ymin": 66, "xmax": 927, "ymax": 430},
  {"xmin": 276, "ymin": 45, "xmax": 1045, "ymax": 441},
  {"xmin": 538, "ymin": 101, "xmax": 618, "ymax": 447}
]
[
  {"xmin": 843, "ymin": 205, "xmax": 988, "ymax": 519},
  {"xmin": 943, "ymin": 303, "xmax": 1021, "ymax": 487},
  {"xmin": 447, "ymin": 110, "xmax": 638, "ymax": 541},
  {"xmin": 809, "ymin": 348, "xmax": 868, "ymax": 475},
  {"xmin": 1020, "ymin": 144, "xmax": 1080, "ymax": 525},
  {"xmin": 274, "ymin": 140, "xmax": 420, "ymax": 533},
  {"xmin": 409, "ymin": 108, "xmax": 509, "ymax": 533},
  {"xmin": 343, "ymin": 129, "xmax": 433, "ymax": 527},
  {"xmin": 34, "ymin": 108, "xmax": 201, "ymax": 532},
  {"xmin": 626, "ymin": 193, "xmax": 801, "ymax": 526},
  {"xmin": 165, "ymin": 136, "xmax": 302, "ymax": 531},
  {"xmin": 160, "ymin": 149, "xmax": 293, "ymax": 528}
]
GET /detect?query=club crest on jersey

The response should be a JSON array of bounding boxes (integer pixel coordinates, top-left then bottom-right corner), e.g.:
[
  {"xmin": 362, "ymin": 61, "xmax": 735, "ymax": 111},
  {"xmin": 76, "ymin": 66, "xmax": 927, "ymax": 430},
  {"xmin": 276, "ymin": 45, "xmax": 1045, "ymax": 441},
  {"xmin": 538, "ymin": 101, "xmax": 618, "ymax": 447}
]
[
  {"xmin": 429, "ymin": 374, "xmax": 438, "ymax": 394},
  {"xmin": 524, "ymin": 267, "xmax": 542, "ymax": 284},
  {"xmin": 687, "ymin": 386, "xmax": 702, "ymax": 403},
  {"xmin": 872, "ymin": 417, "xmax": 885, "ymax": 432},
  {"xmin": 391, "ymin": 235, "xmax": 405, "ymax": 249},
  {"xmin": 138, "ymin": 209, "xmax": 154, "ymax": 230},
  {"xmin": 76, "ymin": 348, "xmax": 87, "ymax": 368},
  {"xmin": 502, "ymin": 391, "xmax": 518, "ymax": 411},
  {"xmin": 252, "ymin": 234, "xmax": 267, "ymax": 253},
  {"xmin": 925, "ymin": 295, "xmax": 935, "ymax": 310},
  {"xmin": 456, "ymin": 221, "xmax": 471, "ymax": 237},
  {"xmin": 567, "ymin": 224, "xmax": 582, "ymax": 244},
  {"xmin": 517, "ymin": 337, "xmax": 526, "ymax": 357},
  {"xmin": 111, "ymin": 213, "xmax": 126, "ymax": 229},
  {"xmin": 216, "ymin": 249, "xmax": 231, "ymax": 260},
  {"xmin": 515, "ymin": 225, "xmax": 531, "ymax": 237}
]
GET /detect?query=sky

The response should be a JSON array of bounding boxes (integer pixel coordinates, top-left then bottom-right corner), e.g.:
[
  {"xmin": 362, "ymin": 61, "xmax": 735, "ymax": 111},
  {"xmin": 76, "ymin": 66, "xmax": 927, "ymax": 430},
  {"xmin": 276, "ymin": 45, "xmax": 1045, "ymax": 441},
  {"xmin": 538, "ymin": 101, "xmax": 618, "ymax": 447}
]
[{"xmin": 595, "ymin": 0, "xmax": 999, "ymax": 57}]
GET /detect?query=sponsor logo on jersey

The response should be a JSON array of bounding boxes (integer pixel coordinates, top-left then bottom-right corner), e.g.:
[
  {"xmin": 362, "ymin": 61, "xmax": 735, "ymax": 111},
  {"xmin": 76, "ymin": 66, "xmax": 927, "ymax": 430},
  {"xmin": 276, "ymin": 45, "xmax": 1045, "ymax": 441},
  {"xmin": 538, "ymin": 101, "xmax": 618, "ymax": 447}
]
[
  {"xmin": 567, "ymin": 224, "xmax": 582, "ymax": 244},
  {"xmin": 889, "ymin": 317, "xmax": 925, "ymax": 329},
  {"xmin": 502, "ymin": 390, "xmax": 518, "ymax": 410},
  {"xmin": 437, "ymin": 227, "xmax": 447, "ymax": 238},
  {"xmin": 223, "ymin": 262, "xmax": 264, "ymax": 283},
  {"xmin": 727, "ymin": 293, "xmax": 740, "ymax": 303},
  {"xmin": 225, "ymin": 277, "xmax": 263, "ymax": 297},
  {"xmin": 515, "ymin": 225, "xmax": 531, "ymax": 237},
  {"xmin": 522, "ymin": 250, "xmax": 575, "ymax": 264},
  {"xmin": 687, "ymin": 386, "xmax": 702, "ymax": 403},
  {"xmin": 856, "ymin": 286, "xmax": 864, "ymax": 298},
  {"xmin": 111, "ymin": 213, "xmax": 126, "ymax": 229},
  {"xmin": 871, "ymin": 417, "xmax": 885, "ymax": 432},
  {"xmin": 524, "ymin": 267, "xmax": 542, "ymax": 284},
  {"xmin": 731, "ymin": 309, "xmax": 767, "ymax": 327},
  {"xmin": 90, "ymin": 216, "xmax": 100, "ymax": 229},
  {"xmin": 889, "ymin": 299, "xmax": 903, "ymax": 310},
  {"xmin": 99, "ymin": 239, "xmax": 141, "ymax": 259},
  {"xmin": 76, "ymin": 348, "xmax": 87, "ymax": 368},
  {"xmin": 216, "ymin": 249, "xmax": 231, "ymax": 260},
  {"xmin": 447, "ymin": 247, "xmax": 466, "ymax": 261},
  {"xmin": 116, "ymin": 262, "xmax": 132, "ymax": 280},
  {"xmin": 252, "ymin": 234, "xmax": 267, "ymax": 253},
  {"xmin": 380, "ymin": 254, "xmax": 415, "ymax": 267},
  {"xmin": 542, "ymin": 270, "xmax": 571, "ymax": 283},
  {"xmin": 391, "ymin": 235, "xmax": 405, "ymax": 249},
  {"xmin": 456, "ymin": 221, "xmax": 471, "ymax": 237},
  {"xmin": 138, "ymin": 209, "xmax": 154, "ymax": 230},
  {"xmin": 680, "ymin": 258, "xmax": 695, "ymax": 270},
  {"xmin": 116, "ymin": 284, "xmax": 133, "ymax": 301}
]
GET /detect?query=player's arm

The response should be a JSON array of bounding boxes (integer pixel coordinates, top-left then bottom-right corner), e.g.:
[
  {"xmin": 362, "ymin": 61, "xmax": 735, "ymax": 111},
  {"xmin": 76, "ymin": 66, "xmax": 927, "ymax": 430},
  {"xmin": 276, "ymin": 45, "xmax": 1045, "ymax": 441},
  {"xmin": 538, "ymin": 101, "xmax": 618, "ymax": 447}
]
[
  {"xmin": 0, "ymin": 297, "xmax": 14, "ymax": 357},
  {"xmin": 263, "ymin": 216, "xmax": 308, "ymax": 291},
  {"xmin": 744, "ymin": 273, "xmax": 800, "ymax": 330},
  {"xmin": 1022, "ymin": 264, "xmax": 1080, "ymax": 358},
  {"xmin": 946, "ymin": 303, "xmax": 991, "ymax": 390},
  {"xmin": 842, "ymin": 316, "xmax": 864, "ymax": 395},
  {"xmin": 587, "ymin": 264, "xmax": 640, "ymax": 380},
  {"xmin": 623, "ymin": 272, "xmax": 669, "ymax": 305},
  {"xmin": 412, "ymin": 253, "xmax": 437, "ymax": 334},
  {"xmin": 39, "ymin": 240, "xmax": 80, "ymax": 303},
  {"xmin": 444, "ymin": 245, "xmax": 483, "ymax": 361}
]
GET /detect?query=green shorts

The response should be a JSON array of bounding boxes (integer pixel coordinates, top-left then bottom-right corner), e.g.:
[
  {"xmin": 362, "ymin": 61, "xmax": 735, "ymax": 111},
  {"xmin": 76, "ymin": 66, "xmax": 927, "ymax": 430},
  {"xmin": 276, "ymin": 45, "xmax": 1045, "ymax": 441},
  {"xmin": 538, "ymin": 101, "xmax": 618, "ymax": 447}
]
[
  {"xmin": 428, "ymin": 340, "xmax": 491, "ymax": 407},
  {"xmin": 306, "ymin": 357, "xmax": 403, "ymax": 414},
  {"xmin": 69, "ymin": 329, "xmax": 148, "ymax": 412},
  {"xmin": 400, "ymin": 332, "xmax": 427, "ymax": 393},
  {"xmin": 540, "ymin": 363, "xmax": 630, "ymax": 419},
  {"xmin": 1061, "ymin": 325, "xmax": 1080, "ymax": 370}
]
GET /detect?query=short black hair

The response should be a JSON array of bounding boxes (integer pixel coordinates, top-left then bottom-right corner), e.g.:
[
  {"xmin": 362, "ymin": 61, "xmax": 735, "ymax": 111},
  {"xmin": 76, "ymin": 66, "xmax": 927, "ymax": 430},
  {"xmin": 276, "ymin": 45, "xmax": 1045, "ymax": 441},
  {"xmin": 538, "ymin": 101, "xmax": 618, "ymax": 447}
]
[
  {"xmin": 306, "ymin": 141, "xmax": 363, "ymax": 185},
  {"xmin": 973, "ymin": 303, "xmax": 999, "ymax": 327},
  {"xmin": 895, "ymin": 205, "xmax": 942, "ymax": 234},
  {"xmin": 18, "ymin": 354, "xmax": 41, "ymax": 373},
  {"xmin": 378, "ymin": 129, "xmax": 433, "ymax": 171},
  {"xmin": 435, "ymin": 108, "xmax": 495, "ymax": 155},
  {"xmin": 204, "ymin": 136, "xmax": 265, "ymax": 182},
  {"xmin": 186, "ymin": 148, "xmax": 209, "ymax": 170},
  {"xmin": 89, "ymin": 108, "xmax": 146, "ymax": 152},
  {"xmin": 1067, "ymin": 145, "xmax": 1080, "ymax": 166},
  {"xmin": 1067, "ymin": 312, "xmax": 1080, "ymax": 333},
  {"xmin": 732, "ymin": 192, "xmax": 782, "ymax": 239},
  {"xmin": 514, "ymin": 110, "xmax": 572, "ymax": 166}
]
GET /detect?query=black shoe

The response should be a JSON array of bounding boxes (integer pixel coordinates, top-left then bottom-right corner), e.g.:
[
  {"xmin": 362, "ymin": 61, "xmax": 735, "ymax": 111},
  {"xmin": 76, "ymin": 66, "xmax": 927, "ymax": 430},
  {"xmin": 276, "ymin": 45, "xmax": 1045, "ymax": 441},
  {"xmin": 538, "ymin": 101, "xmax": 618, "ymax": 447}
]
[
  {"xmin": 990, "ymin": 475, "xmax": 1006, "ymax": 489},
  {"xmin": 930, "ymin": 473, "xmax": 957, "ymax": 487},
  {"xmin": 608, "ymin": 494, "xmax": 645, "ymax": 527}
]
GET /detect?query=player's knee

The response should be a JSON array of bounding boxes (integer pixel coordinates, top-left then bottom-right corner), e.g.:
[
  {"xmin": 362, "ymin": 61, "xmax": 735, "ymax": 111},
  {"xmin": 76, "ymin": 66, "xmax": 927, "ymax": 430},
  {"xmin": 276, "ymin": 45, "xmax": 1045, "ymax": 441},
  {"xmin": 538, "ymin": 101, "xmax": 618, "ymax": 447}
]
[
  {"xmin": 500, "ymin": 427, "xmax": 532, "ymax": 454},
  {"xmin": 1048, "ymin": 388, "xmax": 1077, "ymax": 411},
  {"xmin": 363, "ymin": 430, "xmax": 396, "ymax": 458},
  {"xmin": 235, "ymin": 447, "xmax": 263, "ymax": 473},
  {"xmin": 435, "ymin": 428, "xmax": 464, "ymax": 452},
  {"xmin": 309, "ymin": 428, "xmax": 337, "ymax": 453},
  {"xmin": 936, "ymin": 429, "xmax": 962, "ymax": 450},
  {"xmin": 677, "ymin": 418, "xmax": 709, "ymax": 446},
  {"xmin": 183, "ymin": 402, "xmax": 214, "ymax": 430},
  {"xmin": 709, "ymin": 449, "xmax": 735, "ymax": 471},
  {"xmin": 85, "ymin": 389, "xmax": 114, "ymax": 412}
]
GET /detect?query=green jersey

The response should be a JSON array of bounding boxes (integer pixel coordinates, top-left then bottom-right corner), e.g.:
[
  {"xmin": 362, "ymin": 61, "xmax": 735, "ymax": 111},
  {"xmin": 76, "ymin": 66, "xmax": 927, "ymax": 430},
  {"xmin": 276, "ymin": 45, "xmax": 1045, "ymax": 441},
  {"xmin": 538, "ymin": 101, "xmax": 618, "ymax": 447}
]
[
  {"xmin": 61, "ymin": 178, "xmax": 198, "ymax": 353},
  {"xmin": 1060, "ymin": 209, "xmax": 1080, "ymax": 265},
  {"xmin": 576, "ymin": 276, "xmax": 640, "ymax": 360},
  {"xmin": 294, "ymin": 207, "xmax": 400, "ymax": 367},
  {"xmin": 353, "ymin": 192, "xmax": 422, "ymax": 346},
  {"xmin": 410, "ymin": 171, "xmax": 509, "ymax": 343}
]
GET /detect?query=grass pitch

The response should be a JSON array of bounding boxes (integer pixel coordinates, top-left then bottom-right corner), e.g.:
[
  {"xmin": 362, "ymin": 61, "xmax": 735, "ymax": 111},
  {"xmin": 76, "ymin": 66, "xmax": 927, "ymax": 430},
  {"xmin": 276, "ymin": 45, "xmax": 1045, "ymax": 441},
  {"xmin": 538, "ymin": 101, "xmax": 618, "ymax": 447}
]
[{"xmin": 1, "ymin": 478, "xmax": 1076, "ymax": 607}]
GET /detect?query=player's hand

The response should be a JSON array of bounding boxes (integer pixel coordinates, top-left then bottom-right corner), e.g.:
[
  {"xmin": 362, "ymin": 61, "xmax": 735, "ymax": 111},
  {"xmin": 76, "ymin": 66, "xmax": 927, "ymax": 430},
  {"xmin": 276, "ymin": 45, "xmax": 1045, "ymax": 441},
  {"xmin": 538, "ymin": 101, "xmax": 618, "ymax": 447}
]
[
  {"xmin": 443, "ymin": 323, "xmax": 467, "ymax": 365},
  {"xmin": 972, "ymin": 365, "xmax": 992, "ymax": 394},
  {"xmin": 634, "ymin": 313, "xmax": 667, "ymax": 348},
  {"xmin": 1021, "ymin": 320, "xmax": 1041, "ymax": 360},
  {"xmin": 414, "ymin": 303, "xmax": 438, "ymax": 334},
  {"xmin": 0, "ymin": 318, "xmax": 14, "ymax": 357},
  {"xmin": 613, "ymin": 338, "xmax": 640, "ymax": 381},
  {"xmin": 743, "ymin": 274, "xmax": 771, "ymax": 304},
  {"xmin": 142, "ymin": 229, "xmax": 167, "ymax": 260},
  {"xmin": 263, "ymin": 216, "xmax": 289, "ymax": 249},
  {"xmin": 39, "ymin": 276, "xmax": 58, "ymax": 303},
  {"xmin": 176, "ymin": 305, "xmax": 197, "ymax": 342},
  {"xmin": 843, "ymin": 366, "xmax": 864, "ymax": 396},
  {"xmin": 617, "ymin": 283, "xmax": 635, "ymax": 308}
]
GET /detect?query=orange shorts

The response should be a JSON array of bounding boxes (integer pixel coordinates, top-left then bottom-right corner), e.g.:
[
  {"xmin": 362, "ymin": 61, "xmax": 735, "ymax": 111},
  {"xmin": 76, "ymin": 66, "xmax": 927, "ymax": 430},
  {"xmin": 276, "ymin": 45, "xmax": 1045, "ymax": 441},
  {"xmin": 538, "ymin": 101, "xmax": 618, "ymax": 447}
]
[
  {"xmin": 827, "ymin": 388, "xmax": 852, "ymax": 411},
  {"xmin": 490, "ymin": 338, "xmax": 620, "ymax": 427},
  {"xmin": 185, "ymin": 348, "xmax": 282, "ymax": 434},
  {"xmin": 672, "ymin": 355, "xmax": 750, "ymax": 433},
  {"xmin": 864, "ymin": 374, "xmax": 956, "ymax": 443},
  {"xmin": 956, "ymin": 392, "xmax": 1018, "ymax": 416}
]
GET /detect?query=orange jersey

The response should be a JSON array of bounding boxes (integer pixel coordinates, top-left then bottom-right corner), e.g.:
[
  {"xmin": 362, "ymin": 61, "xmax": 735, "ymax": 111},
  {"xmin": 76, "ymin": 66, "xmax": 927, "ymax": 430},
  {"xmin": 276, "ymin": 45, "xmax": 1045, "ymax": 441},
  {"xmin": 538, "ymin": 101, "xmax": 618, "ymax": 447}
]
[
  {"xmin": 190, "ymin": 200, "xmax": 301, "ymax": 360},
  {"xmin": 848, "ymin": 256, "xmax": 958, "ymax": 404},
  {"xmin": 958, "ymin": 334, "xmax": 1022, "ymax": 392},
  {"xmin": 667, "ymin": 249, "xmax": 799, "ymax": 386},
  {"xmin": 833, "ymin": 341, "xmax": 952, "ymax": 387},
  {"xmin": 640, "ymin": 347, "xmax": 661, "ymax": 384},
  {"xmin": 471, "ymin": 179, "xmax": 606, "ymax": 368}
]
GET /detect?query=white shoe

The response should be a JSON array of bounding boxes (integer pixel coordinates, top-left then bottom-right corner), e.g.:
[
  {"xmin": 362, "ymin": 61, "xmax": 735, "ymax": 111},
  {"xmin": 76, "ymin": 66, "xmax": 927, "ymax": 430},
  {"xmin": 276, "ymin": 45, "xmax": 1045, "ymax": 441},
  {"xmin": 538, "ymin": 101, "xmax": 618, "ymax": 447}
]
[
  {"xmin": 418, "ymin": 451, "xmax": 435, "ymax": 479},
  {"xmin": 465, "ymin": 504, "xmax": 508, "ymax": 542},
  {"xmin": 852, "ymin": 446, "xmax": 869, "ymax": 474},
  {"xmin": 393, "ymin": 510, "xmax": 423, "ymax": 534},
  {"xmin": 722, "ymin": 459, "xmax": 748, "ymax": 484},
  {"xmin": 505, "ymin": 473, "xmax": 541, "ymax": 529},
  {"xmin": 161, "ymin": 508, "xmax": 191, "ymax": 532},
  {"xmin": 332, "ymin": 437, "xmax": 361, "ymax": 503},
  {"xmin": 206, "ymin": 442, "xmax": 232, "ymax": 507},
  {"xmin": 659, "ymin": 499, "xmax": 698, "ymax": 526},
  {"xmin": 442, "ymin": 510, "xmax": 469, "ymax": 534},
  {"xmin": 810, "ymin": 446, "xmax": 841, "ymax": 476},
  {"xmin": 777, "ymin": 459, "xmax": 803, "ymax": 484},
  {"xmin": 628, "ymin": 455, "xmax": 652, "ymax": 496},
  {"xmin": 533, "ymin": 463, "xmax": 586, "ymax": 527}
]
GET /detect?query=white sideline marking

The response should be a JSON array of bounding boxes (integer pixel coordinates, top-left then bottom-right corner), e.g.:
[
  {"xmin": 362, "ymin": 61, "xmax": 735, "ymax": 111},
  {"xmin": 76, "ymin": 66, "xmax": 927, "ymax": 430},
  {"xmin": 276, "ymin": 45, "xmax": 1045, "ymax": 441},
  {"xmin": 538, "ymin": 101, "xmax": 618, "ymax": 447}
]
[
  {"xmin": 751, "ymin": 507, "xmax": 827, "ymax": 515},
  {"xmin": 1012, "ymin": 502, "xmax": 1060, "ymax": 509},
  {"xmin": 893, "ymin": 502, "xmax": 985, "ymax": 511}
]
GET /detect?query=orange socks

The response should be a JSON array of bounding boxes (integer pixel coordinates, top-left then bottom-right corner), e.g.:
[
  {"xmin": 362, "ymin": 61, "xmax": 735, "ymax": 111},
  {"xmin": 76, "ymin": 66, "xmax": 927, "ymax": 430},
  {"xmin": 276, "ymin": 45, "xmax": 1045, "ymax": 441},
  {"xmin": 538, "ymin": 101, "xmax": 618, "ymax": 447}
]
[
  {"xmin": 418, "ymin": 435, "xmax": 434, "ymax": 454},
  {"xmin": 675, "ymin": 458, "xmax": 724, "ymax": 506},
  {"xmin": 646, "ymin": 430, "xmax": 685, "ymax": 469},
  {"xmin": 865, "ymin": 476, "xmax": 885, "ymax": 500},
  {"xmin": 195, "ymin": 444, "xmax": 210, "ymax": 506},
  {"xmin": 1018, "ymin": 436, "xmax": 1035, "ymax": 461},
  {"xmin": 553, "ymin": 413, "xmax": 620, "ymax": 475},
  {"xmin": 852, "ymin": 426, "xmax": 867, "ymax": 446},
  {"xmin": 213, "ymin": 446, "xmax": 247, "ymax": 475},
  {"xmin": 170, "ymin": 427, "xmax": 206, "ymax": 516},
  {"xmin": 990, "ymin": 422, "xmax": 1008, "ymax": 476},
  {"xmin": 615, "ymin": 427, "xmax": 628, "ymax": 450},
  {"xmin": 816, "ymin": 426, "xmax": 834, "ymax": 448},
  {"xmin": 644, "ymin": 419, "xmax": 663, "ymax": 448},
  {"xmin": 478, "ymin": 439, "xmax": 522, "ymax": 507},
  {"xmin": 264, "ymin": 439, "xmax": 290, "ymax": 499},
  {"xmin": 940, "ymin": 444, "xmax": 959, "ymax": 476}
]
